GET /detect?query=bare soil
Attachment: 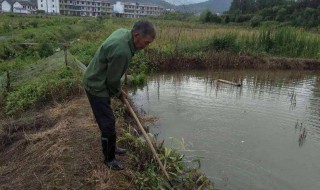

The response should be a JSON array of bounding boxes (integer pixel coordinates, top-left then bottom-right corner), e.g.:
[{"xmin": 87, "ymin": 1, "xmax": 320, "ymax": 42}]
[{"xmin": 0, "ymin": 96, "xmax": 136, "ymax": 190}]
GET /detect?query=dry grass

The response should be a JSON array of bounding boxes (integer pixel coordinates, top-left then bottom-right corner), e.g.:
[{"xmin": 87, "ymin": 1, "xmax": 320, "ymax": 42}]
[{"xmin": 0, "ymin": 96, "xmax": 137, "ymax": 190}]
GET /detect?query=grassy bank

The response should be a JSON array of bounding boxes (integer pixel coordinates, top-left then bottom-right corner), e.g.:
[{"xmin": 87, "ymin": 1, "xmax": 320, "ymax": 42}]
[
  {"xmin": 67, "ymin": 18, "xmax": 320, "ymax": 72},
  {"xmin": 0, "ymin": 95, "xmax": 215, "ymax": 189},
  {"xmin": 1, "ymin": 14, "xmax": 319, "ymax": 76}
]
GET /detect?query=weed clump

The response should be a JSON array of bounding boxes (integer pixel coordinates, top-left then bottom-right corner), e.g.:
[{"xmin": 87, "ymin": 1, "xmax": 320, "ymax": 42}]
[{"xmin": 118, "ymin": 126, "xmax": 215, "ymax": 189}]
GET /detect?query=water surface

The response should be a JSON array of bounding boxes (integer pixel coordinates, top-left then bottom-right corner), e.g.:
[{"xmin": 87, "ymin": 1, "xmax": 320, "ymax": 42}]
[{"xmin": 129, "ymin": 70, "xmax": 320, "ymax": 190}]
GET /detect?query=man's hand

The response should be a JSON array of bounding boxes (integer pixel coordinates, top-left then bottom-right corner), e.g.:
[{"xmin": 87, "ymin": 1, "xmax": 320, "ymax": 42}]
[{"xmin": 119, "ymin": 90, "xmax": 128, "ymax": 103}]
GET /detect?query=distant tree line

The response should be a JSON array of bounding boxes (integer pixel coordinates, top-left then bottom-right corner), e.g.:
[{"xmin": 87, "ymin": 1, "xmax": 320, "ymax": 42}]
[{"xmin": 200, "ymin": 0, "xmax": 320, "ymax": 28}]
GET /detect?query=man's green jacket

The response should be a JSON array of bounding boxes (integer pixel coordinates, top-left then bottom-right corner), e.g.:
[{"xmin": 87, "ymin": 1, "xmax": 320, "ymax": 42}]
[{"xmin": 83, "ymin": 29, "xmax": 136, "ymax": 98}]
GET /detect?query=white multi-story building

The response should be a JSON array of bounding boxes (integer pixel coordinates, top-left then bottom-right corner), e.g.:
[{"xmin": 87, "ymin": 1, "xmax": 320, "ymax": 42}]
[
  {"xmin": 59, "ymin": 0, "xmax": 112, "ymax": 16},
  {"xmin": 113, "ymin": 1, "xmax": 165, "ymax": 18},
  {"xmin": 59, "ymin": 0, "xmax": 164, "ymax": 17},
  {"xmin": 37, "ymin": 0, "xmax": 60, "ymax": 14}
]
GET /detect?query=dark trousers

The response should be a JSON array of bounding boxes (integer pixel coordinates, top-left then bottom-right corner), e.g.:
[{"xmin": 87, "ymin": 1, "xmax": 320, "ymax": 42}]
[{"xmin": 85, "ymin": 90, "xmax": 116, "ymax": 162}]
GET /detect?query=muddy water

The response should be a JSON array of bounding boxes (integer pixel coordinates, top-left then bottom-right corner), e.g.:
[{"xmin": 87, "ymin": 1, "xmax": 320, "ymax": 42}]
[{"xmin": 129, "ymin": 70, "xmax": 320, "ymax": 190}]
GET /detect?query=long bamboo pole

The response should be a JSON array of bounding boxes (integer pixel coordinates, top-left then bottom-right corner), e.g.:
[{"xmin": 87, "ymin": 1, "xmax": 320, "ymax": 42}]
[
  {"xmin": 217, "ymin": 79, "xmax": 241, "ymax": 87},
  {"xmin": 77, "ymin": 58, "xmax": 173, "ymax": 186},
  {"xmin": 123, "ymin": 98, "xmax": 173, "ymax": 187}
]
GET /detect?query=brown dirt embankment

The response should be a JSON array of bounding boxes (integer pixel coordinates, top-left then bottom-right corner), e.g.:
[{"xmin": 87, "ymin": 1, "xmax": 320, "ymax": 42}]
[
  {"xmin": 149, "ymin": 52, "xmax": 320, "ymax": 71},
  {"xmin": 0, "ymin": 96, "xmax": 135, "ymax": 190}
]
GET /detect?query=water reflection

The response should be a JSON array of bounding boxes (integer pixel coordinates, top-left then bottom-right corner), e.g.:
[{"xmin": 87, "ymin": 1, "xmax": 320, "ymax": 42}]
[
  {"xmin": 129, "ymin": 70, "xmax": 320, "ymax": 190},
  {"xmin": 295, "ymin": 120, "xmax": 308, "ymax": 146},
  {"xmin": 131, "ymin": 71, "xmax": 320, "ymax": 146}
]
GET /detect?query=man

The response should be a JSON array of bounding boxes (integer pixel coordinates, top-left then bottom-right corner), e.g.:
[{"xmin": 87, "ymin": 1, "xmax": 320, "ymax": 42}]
[{"xmin": 83, "ymin": 20, "xmax": 156, "ymax": 170}]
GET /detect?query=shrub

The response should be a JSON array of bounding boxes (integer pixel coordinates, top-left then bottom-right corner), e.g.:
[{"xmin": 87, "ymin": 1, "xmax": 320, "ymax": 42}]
[
  {"xmin": 4, "ymin": 67, "xmax": 81, "ymax": 115},
  {"xmin": 276, "ymin": 8, "xmax": 288, "ymax": 22},
  {"xmin": 5, "ymin": 83, "xmax": 44, "ymax": 114},
  {"xmin": 29, "ymin": 21, "xmax": 38, "ymax": 28},
  {"xmin": 211, "ymin": 14, "xmax": 222, "ymax": 23},
  {"xmin": 251, "ymin": 15, "xmax": 263, "ymax": 27},
  {"xmin": 207, "ymin": 34, "xmax": 240, "ymax": 53},
  {"xmin": 131, "ymin": 73, "xmax": 146, "ymax": 86},
  {"xmin": 118, "ymin": 132, "xmax": 214, "ymax": 190},
  {"xmin": 235, "ymin": 14, "xmax": 253, "ymax": 23},
  {"xmin": 38, "ymin": 42, "xmax": 54, "ymax": 58},
  {"xmin": 199, "ymin": 9, "xmax": 222, "ymax": 23},
  {"xmin": 130, "ymin": 51, "xmax": 149, "ymax": 74},
  {"xmin": 0, "ymin": 43, "xmax": 15, "ymax": 60},
  {"xmin": 199, "ymin": 9, "xmax": 214, "ymax": 23},
  {"xmin": 224, "ymin": 15, "xmax": 230, "ymax": 24}
]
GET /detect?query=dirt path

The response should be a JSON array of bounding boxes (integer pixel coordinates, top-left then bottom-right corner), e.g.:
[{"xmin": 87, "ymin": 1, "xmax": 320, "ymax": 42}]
[{"xmin": 0, "ymin": 96, "xmax": 135, "ymax": 190}]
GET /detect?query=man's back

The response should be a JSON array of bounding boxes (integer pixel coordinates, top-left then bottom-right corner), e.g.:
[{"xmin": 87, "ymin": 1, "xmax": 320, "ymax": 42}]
[{"xmin": 83, "ymin": 29, "xmax": 135, "ymax": 98}]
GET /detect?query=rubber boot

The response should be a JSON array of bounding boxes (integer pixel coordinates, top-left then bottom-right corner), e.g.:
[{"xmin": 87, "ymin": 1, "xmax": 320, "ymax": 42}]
[{"xmin": 101, "ymin": 137, "xmax": 124, "ymax": 170}]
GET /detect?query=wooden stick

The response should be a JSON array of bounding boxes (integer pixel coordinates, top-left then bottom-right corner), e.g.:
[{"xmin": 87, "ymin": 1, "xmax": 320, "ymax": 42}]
[
  {"xmin": 123, "ymin": 98, "xmax": 173, "ymax": 187},
  {"xmin": 217, "ymin": 79, "xmax": 241, "ymax": 87},
  {"xmin": 64, "ymin": 46, "xmax": 68, "ymax": 66},
  {"xmin": 6, "ymin": 71, "xmax": 10, "ymax": 92},
  {"xmin": 77, "ymin": 60, "xmax": 173, "ymax": 186}
]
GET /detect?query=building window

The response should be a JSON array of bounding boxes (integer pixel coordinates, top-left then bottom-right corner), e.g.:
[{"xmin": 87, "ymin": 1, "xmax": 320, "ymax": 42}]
[
  {"xmin": 53, "ymin": 10, "xmax": 55, "ymax": 13},
  {"xmin": 41, "ymin": 4, "xmax": 43, "ymax": 7},
  {"xmin": 52, "ymin": 0, "xmax": 54, "ymax": 2},
  {"xmin": 41, "ymin": 0, "xmax": 42, "ymax": 2}
]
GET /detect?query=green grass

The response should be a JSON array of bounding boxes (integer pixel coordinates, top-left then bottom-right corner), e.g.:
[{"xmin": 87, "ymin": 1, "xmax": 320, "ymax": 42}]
[
  {"xmin": 246, "ymin": 27, "xmax": 320, "ymax": 58},
  {"xmin": 1, "ymin": 51, "xmax": 82, "ymax": 115},
  {"xmin": 5, "ymin": 66, "xmax": 81, "ymax": 115}
]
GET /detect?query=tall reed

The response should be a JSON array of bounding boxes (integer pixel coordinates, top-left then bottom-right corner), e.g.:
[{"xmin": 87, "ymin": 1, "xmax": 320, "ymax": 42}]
[{"xmin": 246, "ymin": 27, "xmax": 320, "ymax": 58}]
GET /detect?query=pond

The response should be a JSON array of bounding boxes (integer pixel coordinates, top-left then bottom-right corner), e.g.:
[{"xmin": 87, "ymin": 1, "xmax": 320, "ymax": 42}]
[{"xmin": 129, "ymin": 70, "xmax": 320, "ymax": 190}]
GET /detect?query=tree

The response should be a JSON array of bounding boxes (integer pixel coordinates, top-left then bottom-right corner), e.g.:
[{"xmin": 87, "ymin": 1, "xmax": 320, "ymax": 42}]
[
  {"xmin": 276, "ymin": 8, "xmax": 288, "ymax": 22},
  {"xmin": 199, "ymin": 9, "xmax": 222, "ymax": 23},
  {"xmin": 256, "ymin": 0, "xmax": 288, "ymax": 9},
  {"xmin": 200, "ymin": 9, "xmax": 214, "ymax": 23},
  {"xmin": 296, "ymin": 0, "xmax": 320, "ymax": 8},
  {"xmin": 250, "ymin": 15, "xmax": 263, "ymax": 27},
  {"xmin": 229, "ymin": 0, "xmax": 256, "ymax": 13}
]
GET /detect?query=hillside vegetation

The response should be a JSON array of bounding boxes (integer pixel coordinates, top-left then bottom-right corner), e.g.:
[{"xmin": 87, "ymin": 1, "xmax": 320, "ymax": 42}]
[{"xmin": 201, "ymin": 0, "xmax": 320, "ymax": 29}]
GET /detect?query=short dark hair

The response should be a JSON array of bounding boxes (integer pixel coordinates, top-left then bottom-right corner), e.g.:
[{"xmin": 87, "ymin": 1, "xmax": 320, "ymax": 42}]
[{"xmin": 132, "ymin": 20, "xmax": 156, "ymax": 39}]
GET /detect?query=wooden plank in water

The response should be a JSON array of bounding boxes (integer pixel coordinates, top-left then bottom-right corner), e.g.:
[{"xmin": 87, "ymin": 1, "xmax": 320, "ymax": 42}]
[{"xmin": 217, "ymin": 79, "xmax": 241, "ymax": 87}]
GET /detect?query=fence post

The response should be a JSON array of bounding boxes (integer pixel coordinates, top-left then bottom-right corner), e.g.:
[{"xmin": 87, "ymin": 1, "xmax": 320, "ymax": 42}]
[
  {"xmin": 6, "ymin": 71, "xmax": 10, "ymax": 92},
  {"xmin": 64, "ymin": 44, "xmax": 68, "ymax": 66}
]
